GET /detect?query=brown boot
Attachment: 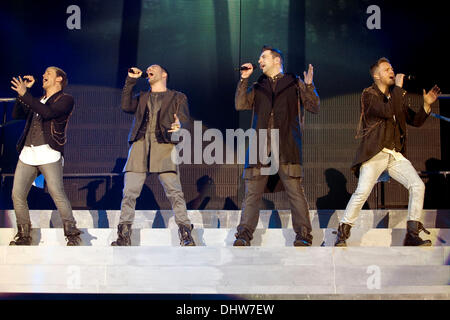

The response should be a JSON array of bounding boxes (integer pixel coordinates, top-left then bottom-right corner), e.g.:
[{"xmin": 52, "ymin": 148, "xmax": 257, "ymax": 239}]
[
  {"xmin": 294, "ymin": 228, "xmax": 313, "ymax": 247},
  {"xmin": 111, "ymin": 224, "xmax": 132, "ymax": 246},
  {"xmin": 233, "ymin": 225, "xmax": 252, "ymax": 247},
  {"xmin": 63, "ymin": 221, "xmax": 83, "ymax": 246},
  {"xmin": 9, "ymin": 224, "xmax": 32, "ymax": 246},
  {"xmin": 178, "ymin": 224, "xmax": 196, "ymax": 246},
  {"xmin": 404, "ymin": 221, "xmax": 432, "ymax": 246},
  {"xmin": 335, "ymin": 223, "xmax": 352, "ymax": 247}
]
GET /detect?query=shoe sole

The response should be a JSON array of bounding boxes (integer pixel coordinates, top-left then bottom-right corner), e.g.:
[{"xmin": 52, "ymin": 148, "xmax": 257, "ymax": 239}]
[
  {"xmin": 334, "ymin": 243, "xmax": 347, "ymax": 247},
  {"xmin": 293, "ymin": 242, "xmax": 311, "ymax": 247},
  {"xmin": 233, "ymin": 240, "xmax": 250, "ymax": 247}
]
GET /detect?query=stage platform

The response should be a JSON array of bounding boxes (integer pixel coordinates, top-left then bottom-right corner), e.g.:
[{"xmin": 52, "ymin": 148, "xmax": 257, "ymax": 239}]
[{"xmin": 0, "ymin": 210, "xmax": 448, "ymax": 298}]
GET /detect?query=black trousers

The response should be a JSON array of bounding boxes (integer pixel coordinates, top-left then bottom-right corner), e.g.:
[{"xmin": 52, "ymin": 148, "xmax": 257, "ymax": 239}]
[{"xmin": 237, "ymin": 165, "xmax": 312, "ymax": 240}]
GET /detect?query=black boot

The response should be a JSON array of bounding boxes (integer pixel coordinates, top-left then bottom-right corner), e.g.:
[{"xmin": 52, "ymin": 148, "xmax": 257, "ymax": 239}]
[
  {"xmin": 335, "ymin": 223, "xmax": 352, "ymax": 247},
  {"xmin": 404, "ymin": 220, "xmax": 432, "ymax": 246},
  {"xmin": 9, "ymin": 224, "xmax": 32, "ymax": 246},
  {"xmin": 233, "ymin": 225, "xmax": 251, "ymax": 247},
  {"xmin": 111, "ymin": 224, "xmax": 132, "ymax": 246},
  {"xmin": 63, "ymin": 221, "xmax": 83, "ymax": 246},
  {"xmin": 294, "ymin": 228, "xmax": 313, "ymax": 247},
  {"xmin": 178, "ymin": 224, "xmax": 196, "ymax": 246}
]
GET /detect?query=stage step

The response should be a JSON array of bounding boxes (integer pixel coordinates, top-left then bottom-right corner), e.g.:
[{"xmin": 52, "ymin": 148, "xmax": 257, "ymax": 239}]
[
  {"xmin": 1, "ymin": 209, "xmax": 449, "ymax": 229},
  {"xmin": 0, "ymin": 227, "xmax": 448, "ymax": 247},
  {"xmin": 0, "ymin": 246, "xmax": 448, "ymax": 295}
]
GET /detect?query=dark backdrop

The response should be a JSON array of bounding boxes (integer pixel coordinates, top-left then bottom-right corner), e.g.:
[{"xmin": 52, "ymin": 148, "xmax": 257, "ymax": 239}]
[{"xmin": 0, "ymin": 0, "xmax": 448, "ymax": 210}]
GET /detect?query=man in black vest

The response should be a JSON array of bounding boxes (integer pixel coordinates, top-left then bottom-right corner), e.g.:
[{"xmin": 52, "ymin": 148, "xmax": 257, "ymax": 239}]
[
  {"xmin": 335, "ymin": 57, "xmax": 441, "ymax": 247},
  {"xmin": 234, "ymin": 45, "xmax": 320, "ymax": 246},
  {"xmin": 9, "ymin": 67, "xmax": 82, "ymax": 246},
  {"xmin": 111, "ymin": 65, "xmax": 195, "ymax": 246}
]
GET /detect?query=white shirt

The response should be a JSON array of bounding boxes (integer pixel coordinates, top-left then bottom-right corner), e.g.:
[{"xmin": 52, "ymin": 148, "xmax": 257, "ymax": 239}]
[
  {"xmin": 381, "ymin": 148, "xmax": 406, "ymax": 161},
  {"xmin": 18, "ymin": 96, "xmax": 62, "ymax": 166}
]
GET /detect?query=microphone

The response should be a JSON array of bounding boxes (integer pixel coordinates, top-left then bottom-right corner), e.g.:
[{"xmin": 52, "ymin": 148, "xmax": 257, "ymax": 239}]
[
  {"xmin": 15, "ymin": 76, "xmax": 32, "ymax": 83},
  {"xmin": 128, "ymin": 68, "xmax": 147, "ymax": 78},
  {"xmin": 235, "ymin": 63, "xmax": 257, "ymax": 71},
  {"xmin": 404, "ymin": 75, "xmax": 415, "ymax": 81}
]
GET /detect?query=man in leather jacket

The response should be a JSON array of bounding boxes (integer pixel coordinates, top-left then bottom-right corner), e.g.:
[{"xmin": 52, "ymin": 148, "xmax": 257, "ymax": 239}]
[
  {"xmin": 9, "ymin": 67, "xmax": 82, "ymax": 246},
  {"xmin": 111, "ymin": 65, "xmax": 195, "ymax": 246},
  {"xmin": 335, "ymin": 57, "xmax": 441, "ymax": 247}
]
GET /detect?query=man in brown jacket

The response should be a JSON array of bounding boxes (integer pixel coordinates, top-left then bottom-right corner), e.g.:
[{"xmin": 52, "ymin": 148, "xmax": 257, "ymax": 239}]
[
  {"xmin": 234, "ymin": 45, "xmax": 320, "ymax": 247},
  {"xmin": 111, "ymin": 65, "xmax": 195, "ymax": 246},
  {"xmin": 335, "ymin": 57, "xmax": 441, "ymax": 247}
]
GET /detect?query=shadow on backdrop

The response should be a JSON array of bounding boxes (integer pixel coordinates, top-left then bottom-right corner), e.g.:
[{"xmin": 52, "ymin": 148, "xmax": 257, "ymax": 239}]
[{"xmin": 316, "ymin": 168, "xmax": 369, "ymax": 227}]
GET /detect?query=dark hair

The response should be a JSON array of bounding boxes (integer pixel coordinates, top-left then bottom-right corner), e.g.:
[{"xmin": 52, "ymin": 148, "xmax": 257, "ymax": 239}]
[
  {"xmin": 49, "ymin": 66, "xmax": 68, "ymax": 89},
  {"xmin": 261, "ymin": 45, "xmax": 284, "ymax": 66},
  {"xmin": 370, "ymin": 57, "xmax": 390, "ymax": 78}
]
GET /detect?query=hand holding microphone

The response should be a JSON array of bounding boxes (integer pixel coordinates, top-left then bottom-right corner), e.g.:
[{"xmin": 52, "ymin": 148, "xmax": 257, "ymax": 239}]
[
  {"xmin": 128, "ymin": 67, "xmax": 143, "ymax": 79},
  {"xmin": 239, "ymin": 63, "xmax": 256, "ymax": 79},
  {"xmin": 395, "ymin": 73, "xmax": 405, "ymax": 88},
  {"xmin": 23, "ymin": 75, "xmax": 35, "ymax": 88}
]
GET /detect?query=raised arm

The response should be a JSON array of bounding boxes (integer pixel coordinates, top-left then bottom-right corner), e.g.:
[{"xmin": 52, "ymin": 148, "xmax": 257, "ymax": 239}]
[
  {"xmin": 121, "ymin": 67, "xmax": 142, "ymax": 114},
  {"xmin": 12, "ymin": 99, "xmax": 31, "ymax": 120},
  {"xmin": 299, "ymin": 64, "xmax": 320, "ymax": 114},
  {"xmin": 298, "ymin": 79, "xmax": 320, "ymax": 114},
  {"xmin": 405, "ymin": 85, "xmax": 441, "ymax": 127},
  {"xmin": 16, "ymin": 91, "xmax": 74, "ymax": 120},
  {"xmin": 235, "ymin": 63, "xmax": 255, "ymax": 111}
]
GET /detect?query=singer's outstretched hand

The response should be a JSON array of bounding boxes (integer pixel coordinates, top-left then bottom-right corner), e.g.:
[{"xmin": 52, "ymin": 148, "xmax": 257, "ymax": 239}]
[
  {"xmin": 128, "ymin": 67, "xmax": 142, "ymax": 79},
  {"xmin": 423, "ymin": 85, "xmax": 441, "ymax": 113},
  {"xmin": 168, "ymin": 114, "xmax": 181, "ymax": 133},
  {"xmin": 11, "ymin": 76, "xmax": 27, "ymax": 96},
  {"xmin": 240, "ymin": 63, "xmax": 254, "ymax": 79},
  {"xmin": 303, "ymin": 64, "xmax": 314, "ymax": 85}
]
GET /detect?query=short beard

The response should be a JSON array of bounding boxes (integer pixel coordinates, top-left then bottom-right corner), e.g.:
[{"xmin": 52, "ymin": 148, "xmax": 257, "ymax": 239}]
[{"xmin": 149, "ymin": 78, "xmax": 160, "ymax": 85}]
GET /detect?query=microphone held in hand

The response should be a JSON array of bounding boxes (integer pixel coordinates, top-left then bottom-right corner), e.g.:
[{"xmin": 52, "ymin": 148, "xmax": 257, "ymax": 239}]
[
  {"xmin": 128, "ymin": 68, "xmax": 147, "ymax": 78},
  {"xmin": 235, "ymin": 63, "xmax": 257, "ymax": 71}
]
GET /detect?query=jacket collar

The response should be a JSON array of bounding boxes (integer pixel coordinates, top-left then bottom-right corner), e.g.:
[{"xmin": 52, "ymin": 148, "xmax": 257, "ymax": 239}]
[
  {"xmin": 42, "ymin": 90, "xmax": 64, "ymax": 104},
  {"xmin": 371, "ymin": 82, "xmax": 395, "ymax": 99},
  {"xmin": 256, "ymin": 73, "xmax": 297, "ymax": 101}
]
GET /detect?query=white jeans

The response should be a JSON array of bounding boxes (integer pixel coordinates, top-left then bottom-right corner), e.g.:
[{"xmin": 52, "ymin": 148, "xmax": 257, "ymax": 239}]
[{"xmin": 341, "ymin": 151, "xmax": 425, "ymax": 226}]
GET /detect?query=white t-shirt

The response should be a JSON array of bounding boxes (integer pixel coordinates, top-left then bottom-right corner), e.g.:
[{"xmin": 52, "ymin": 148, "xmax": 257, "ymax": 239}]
[{"xmin": 18, "ymin": 96, "xmax": 62, "ymax": 166}]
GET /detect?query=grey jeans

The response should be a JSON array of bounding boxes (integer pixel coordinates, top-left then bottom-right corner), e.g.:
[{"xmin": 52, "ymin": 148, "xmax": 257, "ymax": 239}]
[
  {"xmin": 119, "ymin": 171, "xmax": 191, "ymax": 227},
  {"xmin": 12, "ymin": 159, "xmax": 76, "ymax": 225},
  {"xmin": 341, "ymin": 151, "xmax": 425, "ymax": 225},
  {"xmin": 238, "ymin": 165, "xmax": 312, "ymax": 239}
]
